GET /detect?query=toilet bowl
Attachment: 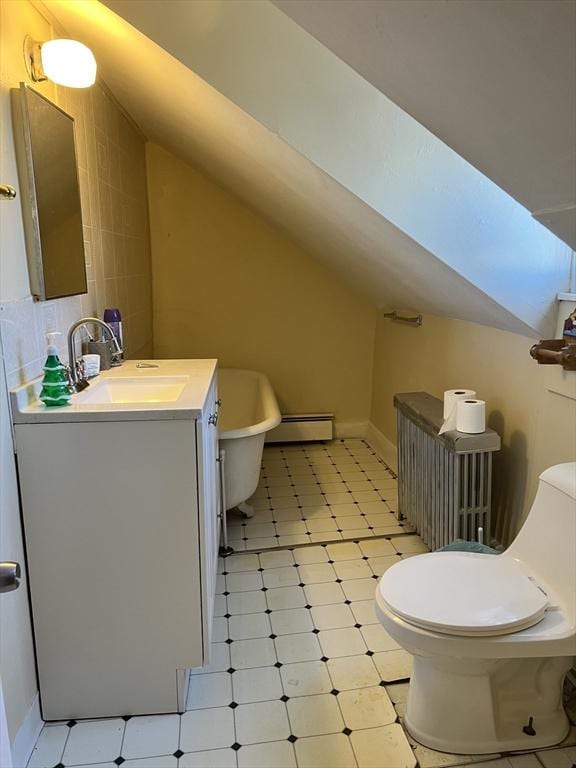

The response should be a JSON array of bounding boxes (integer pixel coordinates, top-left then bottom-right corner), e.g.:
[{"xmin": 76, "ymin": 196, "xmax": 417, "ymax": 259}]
[{"xmin": 375, "ymin": 462, "xmax": 576, "ymax": 755}]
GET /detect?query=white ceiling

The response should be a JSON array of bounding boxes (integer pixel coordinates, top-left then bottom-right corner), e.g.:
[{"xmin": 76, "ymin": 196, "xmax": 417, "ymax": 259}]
[
  {"xmin": 39, "ymin": 0, "xmax": 572, "ymax": 337},
  {"xmin": 273, "ymin": 0, "xmax": 576, "ymax": 250}
]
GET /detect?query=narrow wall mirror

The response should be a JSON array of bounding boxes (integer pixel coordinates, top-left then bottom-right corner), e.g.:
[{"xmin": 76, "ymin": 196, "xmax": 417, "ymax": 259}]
[{"xmin": 11, "ymin": 83, "xmax": 87, "ymax": 301}]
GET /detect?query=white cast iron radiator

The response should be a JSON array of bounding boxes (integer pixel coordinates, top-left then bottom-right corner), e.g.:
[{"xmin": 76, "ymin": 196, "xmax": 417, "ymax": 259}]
[{"xmin": 394, "ymin": 392, "xmax": 501, "ymax": 550}]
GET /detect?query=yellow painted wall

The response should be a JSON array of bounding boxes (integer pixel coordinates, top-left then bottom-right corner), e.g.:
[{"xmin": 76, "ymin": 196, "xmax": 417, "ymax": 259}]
[
  {"xmin": 371, "ymin": 314, "xmax": 576, "ymax": 544},
  {"xmin": 147, "ymin": 143, "xmax": 377, "ymax": 424},
  {"xmin": 146, "ymin": 141, "xmax": 575, "ymax": 545}
]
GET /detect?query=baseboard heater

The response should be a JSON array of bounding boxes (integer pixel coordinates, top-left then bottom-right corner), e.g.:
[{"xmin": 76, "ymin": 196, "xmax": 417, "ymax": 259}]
[{"xmin": 265, "ymin": 413, "xmax": 334, "ymax": 443}]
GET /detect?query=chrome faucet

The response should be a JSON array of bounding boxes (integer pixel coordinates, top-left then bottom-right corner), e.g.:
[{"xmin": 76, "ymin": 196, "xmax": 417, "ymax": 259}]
[{"xmin": 67, "ymin": 317, "xmax": 122, "ymax": 390}]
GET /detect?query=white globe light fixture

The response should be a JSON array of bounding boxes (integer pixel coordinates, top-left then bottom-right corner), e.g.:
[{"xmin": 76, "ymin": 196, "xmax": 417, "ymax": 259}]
[{"xmin": 24, "ymin": 36, "xmax": 97, "ymax": 88}]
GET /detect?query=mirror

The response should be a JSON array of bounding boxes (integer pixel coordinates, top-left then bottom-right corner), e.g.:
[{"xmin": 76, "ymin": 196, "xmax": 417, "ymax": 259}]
[{"xmin": 11, "ymin": 83, "xmax": 87, "ymax": 301}]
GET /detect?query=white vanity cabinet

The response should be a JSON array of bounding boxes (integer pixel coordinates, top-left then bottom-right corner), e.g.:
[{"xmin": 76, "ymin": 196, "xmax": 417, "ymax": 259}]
[{"xmin": 12, "ymin": 360, "xmax": 220, "ymax": 720}]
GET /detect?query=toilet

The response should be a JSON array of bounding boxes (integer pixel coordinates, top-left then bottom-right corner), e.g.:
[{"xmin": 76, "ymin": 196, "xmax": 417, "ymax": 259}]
[{"xmin": 375, "ymin": 463, "xmax": 576, "ymax": 755}]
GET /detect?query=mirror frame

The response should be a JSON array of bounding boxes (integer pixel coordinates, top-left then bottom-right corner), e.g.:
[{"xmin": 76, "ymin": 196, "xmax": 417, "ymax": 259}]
[{"xmin": 11, "ymin": 82, "xmax": 87, "ymax": 301}]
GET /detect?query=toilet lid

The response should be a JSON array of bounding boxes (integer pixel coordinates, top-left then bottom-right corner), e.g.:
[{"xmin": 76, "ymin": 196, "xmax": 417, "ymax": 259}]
[{"xmin": 379, "ymin": 552, "xmax": 549, "ymax": 637}]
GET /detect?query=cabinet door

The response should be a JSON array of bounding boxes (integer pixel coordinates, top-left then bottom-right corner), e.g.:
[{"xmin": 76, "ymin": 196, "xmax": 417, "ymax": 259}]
[
  {"xmin": 196, "ymin": 374, "xmax": 220, "ymax": 656},
  {"xmin": 16, "ymin": 419, "xmax": 202, "ymax": 719}
]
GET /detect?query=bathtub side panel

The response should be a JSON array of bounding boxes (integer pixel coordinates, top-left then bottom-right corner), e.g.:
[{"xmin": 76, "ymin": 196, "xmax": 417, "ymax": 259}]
[
  {"xmin": 218, "ymin": 369, "xmax": 281, "ymax": 438},
  {"xmin": 221, "ymin": 433, "xmax": 265, "ymax": 510}
]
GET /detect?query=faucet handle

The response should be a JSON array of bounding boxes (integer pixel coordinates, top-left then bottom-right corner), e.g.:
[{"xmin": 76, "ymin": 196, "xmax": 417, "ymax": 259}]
[
  {"xmin": 74, "ymin": 360, "xmax": 90, "ymax": 392},
  {"xmin": 64, "ymin": 364, "xmax": 75, "ymax": 390}
]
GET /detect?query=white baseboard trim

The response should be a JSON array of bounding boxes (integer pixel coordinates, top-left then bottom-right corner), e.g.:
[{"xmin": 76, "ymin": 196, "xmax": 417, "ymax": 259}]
[
  {"xmin": 333, "ymin": 421, "xmax": 368, "ymax": 439},
  {"xmin": 365, "ymin": 422, "xmax": 398, "ymax": 472},
  {"xmin": 11, "ymin": 693, "xmax": 42, "ymax": 768}
]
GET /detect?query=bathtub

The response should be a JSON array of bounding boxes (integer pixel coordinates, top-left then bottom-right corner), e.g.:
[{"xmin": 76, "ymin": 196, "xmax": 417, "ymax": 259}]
[{"xmin": 218, "ymin": 368, "xmax": 281, "ymax": 514}]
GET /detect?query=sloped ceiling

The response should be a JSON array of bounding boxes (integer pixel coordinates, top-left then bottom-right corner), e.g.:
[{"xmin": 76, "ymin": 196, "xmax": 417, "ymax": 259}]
[
  {"xmin": 273, "ymin": 0, "xmax": 576, "ymax": 250},
  {"xmin": 40, "ymin": 0, "xmax": 572, "ymax": 338}
]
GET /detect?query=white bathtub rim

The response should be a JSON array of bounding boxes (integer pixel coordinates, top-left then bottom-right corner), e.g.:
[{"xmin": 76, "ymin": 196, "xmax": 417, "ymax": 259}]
[{"xmin": 218, "ymin": 368, "xmax": 281, "ymax": 440}]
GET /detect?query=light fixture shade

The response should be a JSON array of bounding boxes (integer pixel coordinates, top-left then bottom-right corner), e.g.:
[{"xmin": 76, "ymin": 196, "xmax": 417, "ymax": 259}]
[{"xmin": 40, "ymin": 39, "xmax": 97, "ymax": 88}]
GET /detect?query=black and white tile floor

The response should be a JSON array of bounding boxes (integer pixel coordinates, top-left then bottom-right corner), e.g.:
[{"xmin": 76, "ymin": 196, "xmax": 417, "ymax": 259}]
[
  {"xmin": 27, "ymin": 442, "xmax": 575, "ymax": 768},
  {"xmin": 228, "ymin": 440, "xmax": 408, "ymax": 552}
]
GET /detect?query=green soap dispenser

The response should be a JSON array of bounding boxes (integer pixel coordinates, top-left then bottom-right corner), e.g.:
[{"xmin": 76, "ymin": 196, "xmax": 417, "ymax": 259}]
[{"xmin": 39, "ymin": 332, "xmax": 71, "ymax": 408}]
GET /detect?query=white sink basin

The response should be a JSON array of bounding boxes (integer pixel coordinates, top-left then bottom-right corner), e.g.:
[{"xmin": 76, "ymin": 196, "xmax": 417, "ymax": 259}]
[
  {"xmin": 77, "ymin": 377, "xmax": 188, "ymax": 404},
  {"xmin": 10, "ymin": 359, "xmax": 219, "ymax": 423}
]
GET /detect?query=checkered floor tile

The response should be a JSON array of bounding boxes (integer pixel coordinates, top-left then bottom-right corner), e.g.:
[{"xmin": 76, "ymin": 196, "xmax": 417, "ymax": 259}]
[
  {"xmin": 27, "ymin": 441, "xmax": 574, "ymax": 767},
  {"xmin": 227, "ymin": 439, "xmax": 412, "ymax": 552}
]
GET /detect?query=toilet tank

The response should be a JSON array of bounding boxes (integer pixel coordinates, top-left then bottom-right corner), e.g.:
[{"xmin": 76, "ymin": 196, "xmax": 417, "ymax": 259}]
[{"xmin": 507, "ymin": 463, "xmax": 576, "ymax": 619}]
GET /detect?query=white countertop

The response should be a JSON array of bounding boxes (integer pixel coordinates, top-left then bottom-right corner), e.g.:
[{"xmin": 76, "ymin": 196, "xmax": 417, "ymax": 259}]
[{"xmin": 11, "ymin": 359, "xmax": 218, "ymax": 424}]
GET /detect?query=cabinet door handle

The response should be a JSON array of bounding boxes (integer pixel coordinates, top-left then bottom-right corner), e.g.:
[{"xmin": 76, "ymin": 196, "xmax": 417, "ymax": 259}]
[
  {"xmin": 208, "ymin": 413, "xmax": 218, "ymax": 426},
  {"xmin": 0, "ymin": 561, "xmax": 21, "ymax": 593},
  {"xmin": 216, "ymin": 398, "xmax": 222, "ymax": 407}
]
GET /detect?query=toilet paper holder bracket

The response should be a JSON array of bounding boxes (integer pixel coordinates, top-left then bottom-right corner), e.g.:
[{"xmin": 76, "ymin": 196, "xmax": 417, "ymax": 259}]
[{"xmin": 383, "ymin": 311, "xmax": 423, "ymax": 327}]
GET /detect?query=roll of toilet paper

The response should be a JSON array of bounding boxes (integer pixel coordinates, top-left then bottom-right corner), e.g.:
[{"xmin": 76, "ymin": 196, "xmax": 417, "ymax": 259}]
[
  {"xmin": 439, "ymin": 389, "xmax": 477, "ymax": 434},
  {"xmin": 443, "ymin": 389, "xmax": 477, "ymax": 418},
  {"xmin": 456, "ymin": 399, "xmax": 486, "ymax": 434}
]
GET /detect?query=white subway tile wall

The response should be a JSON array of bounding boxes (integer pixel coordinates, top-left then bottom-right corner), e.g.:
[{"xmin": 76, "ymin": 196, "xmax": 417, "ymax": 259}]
[{"xmin": 1, "ymin": 80, "xmax": 152, "ymax": 390}]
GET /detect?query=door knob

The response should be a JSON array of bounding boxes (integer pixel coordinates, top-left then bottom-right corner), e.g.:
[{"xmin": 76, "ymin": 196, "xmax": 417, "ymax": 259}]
[{"xmin": 0, "ymin": 562, "xmax": 21, "ymax": 593}]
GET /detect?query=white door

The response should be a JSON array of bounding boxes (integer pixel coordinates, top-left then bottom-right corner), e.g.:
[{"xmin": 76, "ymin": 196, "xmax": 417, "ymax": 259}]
[
  {"xmin": 1, "ymin": 328, "xmax": 39, "ymax": 761},
  {"xmin": 0, "ymin": 676, "xmax": 13, "ymax": 768}
]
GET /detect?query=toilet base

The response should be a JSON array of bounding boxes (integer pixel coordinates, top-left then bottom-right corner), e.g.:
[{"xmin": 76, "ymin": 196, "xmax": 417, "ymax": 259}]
[{"xmin": 405, "ymin": 654, "xmax": 572, "ymax": 754}]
